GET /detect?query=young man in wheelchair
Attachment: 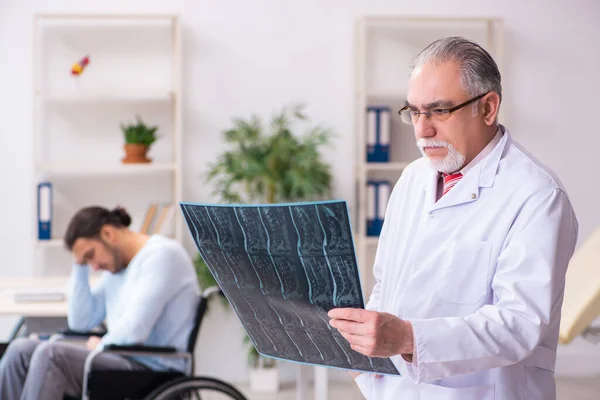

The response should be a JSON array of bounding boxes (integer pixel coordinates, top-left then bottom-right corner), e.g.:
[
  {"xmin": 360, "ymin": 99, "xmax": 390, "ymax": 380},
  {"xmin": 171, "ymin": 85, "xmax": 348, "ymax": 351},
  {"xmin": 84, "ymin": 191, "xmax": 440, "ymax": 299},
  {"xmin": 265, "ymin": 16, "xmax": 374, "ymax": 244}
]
[{"xmin": 0, "ymin": 206, "xmax": 200, "ymax": 400}]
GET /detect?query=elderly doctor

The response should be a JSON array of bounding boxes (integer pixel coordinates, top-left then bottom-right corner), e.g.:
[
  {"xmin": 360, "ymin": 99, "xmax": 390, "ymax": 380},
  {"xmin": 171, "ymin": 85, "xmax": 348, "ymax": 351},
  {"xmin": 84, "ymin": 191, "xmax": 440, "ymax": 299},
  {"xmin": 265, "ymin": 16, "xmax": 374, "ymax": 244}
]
[{"xmin": 328, "ymin": 36, "xmax": 578, "ymax": 399}]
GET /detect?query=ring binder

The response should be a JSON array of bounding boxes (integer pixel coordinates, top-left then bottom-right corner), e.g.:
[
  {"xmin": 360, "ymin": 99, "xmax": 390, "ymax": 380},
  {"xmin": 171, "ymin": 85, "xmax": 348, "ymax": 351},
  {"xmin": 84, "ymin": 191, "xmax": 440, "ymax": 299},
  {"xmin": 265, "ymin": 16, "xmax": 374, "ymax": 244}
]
[
  {"xmin": 37, "ymin": 181, "xmax": 52, "ymax": 240},
  {"xmin": 366, "ymin": 106, "xmax": 391, "ymax": 163}
]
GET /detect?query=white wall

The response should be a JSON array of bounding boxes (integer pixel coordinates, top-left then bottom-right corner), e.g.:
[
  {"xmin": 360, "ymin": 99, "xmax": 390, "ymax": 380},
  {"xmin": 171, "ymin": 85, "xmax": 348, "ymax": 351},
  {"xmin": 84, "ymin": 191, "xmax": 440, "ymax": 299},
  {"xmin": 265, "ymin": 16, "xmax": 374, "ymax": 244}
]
[{"xmin": 1, "ymin": 0, "xmax": 599, "ymax": 384}]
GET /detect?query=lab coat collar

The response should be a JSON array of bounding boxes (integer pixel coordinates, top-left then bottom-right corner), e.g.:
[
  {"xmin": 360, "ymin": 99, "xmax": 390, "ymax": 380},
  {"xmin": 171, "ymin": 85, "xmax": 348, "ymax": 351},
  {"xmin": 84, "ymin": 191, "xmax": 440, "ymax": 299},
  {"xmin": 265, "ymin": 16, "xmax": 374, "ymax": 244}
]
[
  {"xmin": 478, "ymin": 124, "xmax": 508, "ymax": 188},
  {"xmin": 425, "ymin": 125, "xmax": 510, "ymax": 211}
]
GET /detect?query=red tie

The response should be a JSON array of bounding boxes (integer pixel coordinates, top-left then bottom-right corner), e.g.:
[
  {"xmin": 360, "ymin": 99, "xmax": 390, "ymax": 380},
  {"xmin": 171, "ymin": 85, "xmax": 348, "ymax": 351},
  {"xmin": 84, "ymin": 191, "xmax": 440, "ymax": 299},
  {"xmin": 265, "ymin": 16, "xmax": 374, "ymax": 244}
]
[{"xmin": 442, "ymin": 172, "xmax": 462, "ymax": 196}]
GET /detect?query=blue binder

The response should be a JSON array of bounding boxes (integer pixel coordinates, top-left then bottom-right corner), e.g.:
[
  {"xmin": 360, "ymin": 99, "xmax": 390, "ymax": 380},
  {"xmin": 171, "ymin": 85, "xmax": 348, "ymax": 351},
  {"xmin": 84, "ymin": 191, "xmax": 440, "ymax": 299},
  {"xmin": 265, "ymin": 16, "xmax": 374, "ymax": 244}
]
[
  {"xmin": 367, "ymin": 180, "xmax": 392, "ymax": 237},
  {"xmin": 367, "ymin": 180, "xmax": 379, "ymax": 236},
  {"xmin": 37, "ymin": 181, "xmax": 52, "ymax": 240},
  {"xmin": 366, "ymin": 106, "xmax": 391, "ymax": 163}
]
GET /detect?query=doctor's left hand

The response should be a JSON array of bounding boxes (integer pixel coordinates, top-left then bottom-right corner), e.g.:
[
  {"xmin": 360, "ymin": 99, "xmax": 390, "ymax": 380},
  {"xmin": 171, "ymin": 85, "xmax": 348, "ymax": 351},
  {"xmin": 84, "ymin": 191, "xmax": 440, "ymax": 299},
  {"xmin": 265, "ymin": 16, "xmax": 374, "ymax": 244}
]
[{"xmin": 328, "ymin": 308, "xmax": 414, "ymax": 358}]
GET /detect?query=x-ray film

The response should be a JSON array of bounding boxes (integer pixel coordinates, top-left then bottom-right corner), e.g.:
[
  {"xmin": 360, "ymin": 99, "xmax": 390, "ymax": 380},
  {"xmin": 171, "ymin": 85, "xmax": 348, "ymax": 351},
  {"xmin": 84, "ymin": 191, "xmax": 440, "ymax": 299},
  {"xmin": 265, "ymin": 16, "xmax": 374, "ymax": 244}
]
[{"xmin": 180, "ymin": 200, "xmax": 400, "ymax": 375}]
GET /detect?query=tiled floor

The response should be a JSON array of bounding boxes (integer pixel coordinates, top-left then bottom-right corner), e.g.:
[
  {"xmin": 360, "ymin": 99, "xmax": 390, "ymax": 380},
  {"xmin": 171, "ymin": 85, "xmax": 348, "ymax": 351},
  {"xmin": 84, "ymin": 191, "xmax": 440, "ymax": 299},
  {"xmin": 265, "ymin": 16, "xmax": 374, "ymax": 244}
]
[{"xmin": 231, "ymin": 376, "xmax": 600, "ymax": 400}]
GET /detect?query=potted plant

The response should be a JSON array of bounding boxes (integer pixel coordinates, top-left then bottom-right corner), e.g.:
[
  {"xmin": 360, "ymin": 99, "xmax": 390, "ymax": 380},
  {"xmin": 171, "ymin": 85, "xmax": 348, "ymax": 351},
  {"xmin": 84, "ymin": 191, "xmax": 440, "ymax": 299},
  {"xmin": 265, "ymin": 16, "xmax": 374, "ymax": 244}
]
[
  {"xmin": 206, "ymin": 102, "xmax": 334, "ymax": 204},
  {"xmin": 120, "ymin": 115, "xmax": 159, "ymax": 164},
  {"xmin": 244, "ymin": 334, "xmax": 279, "ymax": 393},
  {"xmin": 196, "ymin": 101, "xmax": 335, "ymax": 392}
]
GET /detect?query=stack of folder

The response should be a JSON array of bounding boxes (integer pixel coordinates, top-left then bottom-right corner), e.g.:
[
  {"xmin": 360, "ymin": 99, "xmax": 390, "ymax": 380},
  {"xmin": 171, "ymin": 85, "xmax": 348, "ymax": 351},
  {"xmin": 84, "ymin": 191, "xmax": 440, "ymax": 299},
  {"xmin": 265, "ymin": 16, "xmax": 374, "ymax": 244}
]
[
  {"xmin": 139, "ymin": 203, "xmax": 175, "ymax": 236},
  {"xmin": 367, "ymin": 180, "xmax": 392, "ymax": 237},
  {"xmin": 366, "ymin": 106, "xmax": 391, "ymax": 163}
]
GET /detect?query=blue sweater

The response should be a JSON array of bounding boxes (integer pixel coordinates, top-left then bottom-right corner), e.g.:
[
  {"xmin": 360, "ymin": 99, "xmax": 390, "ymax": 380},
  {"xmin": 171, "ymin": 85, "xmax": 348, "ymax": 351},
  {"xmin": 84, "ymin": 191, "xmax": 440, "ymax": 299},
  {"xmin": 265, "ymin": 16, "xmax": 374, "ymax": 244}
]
[{"xmin": 67, "ymin": 235, "xmax": 200, "ymax": 372}]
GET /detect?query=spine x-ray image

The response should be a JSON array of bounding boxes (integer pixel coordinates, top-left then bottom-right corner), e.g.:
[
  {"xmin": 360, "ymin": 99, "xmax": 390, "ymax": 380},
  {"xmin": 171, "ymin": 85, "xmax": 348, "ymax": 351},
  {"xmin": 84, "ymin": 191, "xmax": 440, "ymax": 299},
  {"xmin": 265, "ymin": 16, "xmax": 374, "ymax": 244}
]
[{"xmin": 181, "ymin": 200, "xmax": 400, "ymax": 375}]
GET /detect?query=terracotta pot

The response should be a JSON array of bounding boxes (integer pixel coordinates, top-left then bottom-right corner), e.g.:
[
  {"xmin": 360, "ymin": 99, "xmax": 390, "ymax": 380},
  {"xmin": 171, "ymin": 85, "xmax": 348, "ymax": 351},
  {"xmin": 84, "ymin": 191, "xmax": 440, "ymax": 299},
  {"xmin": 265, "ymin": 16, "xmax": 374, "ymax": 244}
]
[{"xmin": 122, "ymin": 144, "xmax": 151, "ymax": 164}]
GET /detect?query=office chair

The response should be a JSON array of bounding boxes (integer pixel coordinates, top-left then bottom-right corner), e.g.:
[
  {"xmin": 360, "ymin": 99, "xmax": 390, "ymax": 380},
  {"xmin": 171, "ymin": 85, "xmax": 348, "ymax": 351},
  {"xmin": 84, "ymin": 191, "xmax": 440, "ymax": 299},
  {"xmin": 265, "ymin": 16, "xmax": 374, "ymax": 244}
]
[{"xmin": 52, "ymin": 286, "xmax": 248, "ymax": 400}]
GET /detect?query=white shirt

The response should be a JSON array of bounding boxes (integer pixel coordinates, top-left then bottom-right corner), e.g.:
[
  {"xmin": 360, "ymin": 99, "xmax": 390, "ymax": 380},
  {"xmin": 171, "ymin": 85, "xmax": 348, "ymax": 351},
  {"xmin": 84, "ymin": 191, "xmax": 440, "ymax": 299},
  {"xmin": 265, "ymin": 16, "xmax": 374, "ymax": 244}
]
[
  {"xmin": 355, "ymin": 125, "xmax": 579, "ymax": 400},
  {"xmin": 437, "ymin": 126, "xmax": 503, "ymax": 201}
]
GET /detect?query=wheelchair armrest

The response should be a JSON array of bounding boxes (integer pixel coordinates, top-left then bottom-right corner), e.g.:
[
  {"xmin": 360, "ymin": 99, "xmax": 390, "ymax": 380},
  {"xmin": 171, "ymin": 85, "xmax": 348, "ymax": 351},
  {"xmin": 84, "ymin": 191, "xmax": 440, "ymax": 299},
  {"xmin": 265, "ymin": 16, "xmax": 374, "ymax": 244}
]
[
  {"xmin": 59, "ymin": 329, "xmax": 107, "ymax": 338},
  {"xmin": 103, "ymin": 344, "xmax": 177, "ymax": 353},
  {"xmin": 101, "ymin": 344, "xmax": 191, "ymax": 361},
  {"xmin": 49, "ymin": 329, "xmax": 107, "ymax": 343}
]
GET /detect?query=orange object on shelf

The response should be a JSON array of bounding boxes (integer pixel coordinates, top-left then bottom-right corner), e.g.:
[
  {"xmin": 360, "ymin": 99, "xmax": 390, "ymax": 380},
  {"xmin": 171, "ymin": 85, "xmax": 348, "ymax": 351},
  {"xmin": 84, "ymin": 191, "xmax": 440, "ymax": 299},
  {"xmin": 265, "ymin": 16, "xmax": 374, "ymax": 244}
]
[{"xmin": 71, "ymin": 56, "xmax": 90, "ymax": 76}]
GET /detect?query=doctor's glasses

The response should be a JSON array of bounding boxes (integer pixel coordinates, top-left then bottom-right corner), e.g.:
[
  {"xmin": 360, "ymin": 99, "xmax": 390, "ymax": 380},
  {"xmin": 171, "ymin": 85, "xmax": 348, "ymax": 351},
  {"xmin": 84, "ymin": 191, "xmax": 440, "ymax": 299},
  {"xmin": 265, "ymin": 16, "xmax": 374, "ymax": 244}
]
[{"xmin": 398, "ymin": 92, "xmax": 489, "ymax": 125}]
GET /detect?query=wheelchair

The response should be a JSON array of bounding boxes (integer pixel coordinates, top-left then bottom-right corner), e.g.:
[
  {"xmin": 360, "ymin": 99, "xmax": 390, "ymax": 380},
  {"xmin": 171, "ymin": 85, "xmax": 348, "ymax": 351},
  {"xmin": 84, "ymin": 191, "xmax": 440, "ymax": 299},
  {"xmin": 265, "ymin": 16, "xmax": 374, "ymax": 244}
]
[{"xmin": 2, "ymin": 286, "xmax": 249, "ymax": 400}]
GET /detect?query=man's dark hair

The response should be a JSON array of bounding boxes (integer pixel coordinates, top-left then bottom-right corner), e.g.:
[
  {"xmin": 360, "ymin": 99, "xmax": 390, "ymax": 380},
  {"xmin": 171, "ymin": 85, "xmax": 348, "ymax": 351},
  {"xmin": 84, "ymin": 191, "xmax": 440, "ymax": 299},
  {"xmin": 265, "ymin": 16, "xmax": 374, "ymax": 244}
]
[{"xmin": 64, "ymin": 206, "xmax": 132, "ymax": 250}]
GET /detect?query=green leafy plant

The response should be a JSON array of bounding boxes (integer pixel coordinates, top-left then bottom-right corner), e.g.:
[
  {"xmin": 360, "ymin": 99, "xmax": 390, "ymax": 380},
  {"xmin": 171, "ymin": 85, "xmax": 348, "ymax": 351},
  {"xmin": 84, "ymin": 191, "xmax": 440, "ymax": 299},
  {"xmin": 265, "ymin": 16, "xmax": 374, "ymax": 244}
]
[
  {"xmin": 193, "ymin": 255, "xmax": 229, "ymax": 309},
  {"xmin": 120, "ymin": 115, "xmax": 159, "ymax": 147},
  {"xmin": 194, "ymin": 255, "xmax": 218, "ymax": 289},
  {"xmin": 206, "ymin": 102, "xmax": 334, "ymax": 204},
  {"xmin": 196, "ymin": 102, "xmax": 335, "ymax": 369},
  {"xmin": 243, "ymin": 334, "xmax": 276, "ymax": 369}
]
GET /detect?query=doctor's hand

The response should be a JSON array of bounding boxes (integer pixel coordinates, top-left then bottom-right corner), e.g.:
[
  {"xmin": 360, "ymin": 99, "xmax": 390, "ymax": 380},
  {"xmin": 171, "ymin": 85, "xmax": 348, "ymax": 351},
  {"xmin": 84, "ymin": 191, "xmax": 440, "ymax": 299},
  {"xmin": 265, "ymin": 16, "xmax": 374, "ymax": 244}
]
[{"xmin": 328, "ymin": 308, "xmax": 414, "ymax": 358}]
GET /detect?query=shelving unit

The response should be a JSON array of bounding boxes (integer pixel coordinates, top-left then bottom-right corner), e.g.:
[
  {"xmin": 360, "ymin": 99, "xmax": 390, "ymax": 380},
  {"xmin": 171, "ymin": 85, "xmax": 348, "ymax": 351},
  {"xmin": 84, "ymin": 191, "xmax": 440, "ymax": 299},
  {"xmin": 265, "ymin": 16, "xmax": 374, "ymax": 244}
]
[
  {"xmin": 37, "ymin": 163, "xmax": 178, "ymax": 177},
  {"xmin": 365, "ymin": 162, "xmax": 411, "ymax": 172},
  {"xmin": 32, "ymin": 13, "xmax": 182, "ymax": 276},
  {"xmin": 43, "ymin": 91, "xmax": 174, "ymax": 103},
  {"xmin": 354, "ymin": 16, "xmax": 503, "ymax": 294}
]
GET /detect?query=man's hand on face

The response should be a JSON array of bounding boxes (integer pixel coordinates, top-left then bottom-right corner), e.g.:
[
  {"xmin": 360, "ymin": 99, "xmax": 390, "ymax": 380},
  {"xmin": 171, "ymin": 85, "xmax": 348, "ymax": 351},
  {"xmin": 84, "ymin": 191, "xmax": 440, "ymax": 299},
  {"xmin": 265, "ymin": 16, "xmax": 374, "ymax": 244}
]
[
  {"xmin": 328, "ymin": 308, "xmax": 414, "ymax": 358},
  {"xmin": 86, "ymin": 336, "xmax": 102, "ymax": 351}
]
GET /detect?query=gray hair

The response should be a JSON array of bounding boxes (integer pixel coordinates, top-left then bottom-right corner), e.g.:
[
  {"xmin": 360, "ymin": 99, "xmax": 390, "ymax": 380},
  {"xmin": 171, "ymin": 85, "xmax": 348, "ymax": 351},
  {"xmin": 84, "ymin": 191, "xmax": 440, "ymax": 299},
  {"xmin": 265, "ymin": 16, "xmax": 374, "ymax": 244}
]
[{"xmin": 410, "ymin": 36, "xmax": 502, "ymax": 104}]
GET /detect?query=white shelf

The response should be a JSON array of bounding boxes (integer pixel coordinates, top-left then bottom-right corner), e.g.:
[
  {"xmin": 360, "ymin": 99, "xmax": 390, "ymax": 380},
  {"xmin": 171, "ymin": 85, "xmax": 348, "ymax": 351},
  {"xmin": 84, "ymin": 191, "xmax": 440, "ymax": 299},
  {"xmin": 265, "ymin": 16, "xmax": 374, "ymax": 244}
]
[
  {"xmin": 365, "ymin": 162, "xmax": 410, "ymax": 171},
  {"xmin": 37, "ymin": 13, "xmax": 175, "ymax": 27},
  {"xmin": 366, "ymin": 237, "xmax": 380, "ymax": 246},
  {"xmin": 36, "ymin": 239, "xmax": 64, "ymax": 248},
  {"xmin": 37, "ymin": 163, "xmax": 177, "ymax": 177},
  {"xmin": 363, "ymin": 92, "xmax": 405, "ymax": 101},
  {"xmin": 40, "ymin": 90, "xmax": 173, "ymax": 103}
]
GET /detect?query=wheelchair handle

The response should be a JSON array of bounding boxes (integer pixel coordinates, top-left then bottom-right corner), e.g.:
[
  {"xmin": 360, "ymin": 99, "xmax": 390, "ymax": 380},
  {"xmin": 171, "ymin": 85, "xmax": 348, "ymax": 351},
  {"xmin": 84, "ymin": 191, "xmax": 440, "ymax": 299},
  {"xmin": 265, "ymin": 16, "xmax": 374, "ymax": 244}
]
[{"xmin": 201, "ymin": 286, "xmax": 222, "ymax": 299}]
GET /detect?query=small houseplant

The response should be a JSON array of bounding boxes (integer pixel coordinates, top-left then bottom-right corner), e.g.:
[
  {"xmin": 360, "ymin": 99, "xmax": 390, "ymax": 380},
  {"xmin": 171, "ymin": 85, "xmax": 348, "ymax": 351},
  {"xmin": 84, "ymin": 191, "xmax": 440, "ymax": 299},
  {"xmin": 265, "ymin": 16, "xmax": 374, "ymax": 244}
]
[
  {"xmin": 197, "ymin": 102, "xmax": 335, "ymax": 392},
  {"xmin": 206, "ymin": 102, "xmax": 334, "ymax": 204},
  {"xmin": 120, "ymin": 115, "xmax": 158, "ymax": 164},
  {"xmin": 244, "ymin": 334, "xmax": 278, "ymax": 392}
]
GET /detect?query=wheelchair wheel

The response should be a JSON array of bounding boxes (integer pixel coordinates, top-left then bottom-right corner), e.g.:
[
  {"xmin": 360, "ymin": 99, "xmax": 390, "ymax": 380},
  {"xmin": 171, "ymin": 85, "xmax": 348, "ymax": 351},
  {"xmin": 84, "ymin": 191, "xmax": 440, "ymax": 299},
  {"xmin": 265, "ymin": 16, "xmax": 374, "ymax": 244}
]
[{"xmin": 143, "ymin": 376, "xmax": 248, "ymax": 400}]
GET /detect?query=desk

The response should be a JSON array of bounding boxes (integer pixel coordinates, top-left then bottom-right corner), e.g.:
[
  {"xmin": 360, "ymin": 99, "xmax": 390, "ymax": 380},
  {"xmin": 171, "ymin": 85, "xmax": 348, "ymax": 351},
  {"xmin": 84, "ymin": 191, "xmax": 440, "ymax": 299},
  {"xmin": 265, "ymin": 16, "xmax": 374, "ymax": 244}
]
[
  {"xmin": 0, "ymin": 276, "xmax": 71, "ymax": 317},
  {"xmin": 0, "ymin": 276, "xmax": 101, "ymax": 338},
  {"xmin": 0, "ymin": 276, "xmax": 104, "ymax": 316}
]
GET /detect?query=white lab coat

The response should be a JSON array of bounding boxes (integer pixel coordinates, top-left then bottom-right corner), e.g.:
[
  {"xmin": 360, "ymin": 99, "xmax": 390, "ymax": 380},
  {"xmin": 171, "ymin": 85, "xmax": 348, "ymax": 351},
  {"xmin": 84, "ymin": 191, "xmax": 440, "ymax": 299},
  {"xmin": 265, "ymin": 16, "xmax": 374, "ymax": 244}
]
[{"xmin": 355, "ymin": 127, "xmax": 578, "ymax": 400}]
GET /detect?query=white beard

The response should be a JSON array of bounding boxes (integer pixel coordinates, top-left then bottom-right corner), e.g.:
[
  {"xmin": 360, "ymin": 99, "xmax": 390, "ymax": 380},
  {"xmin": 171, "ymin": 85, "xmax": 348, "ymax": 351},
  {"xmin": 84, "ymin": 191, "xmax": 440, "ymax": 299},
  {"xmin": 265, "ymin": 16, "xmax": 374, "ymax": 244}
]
[{"xmin": 416, "ymin": 138, "xmax": 466, "ymax": 174}]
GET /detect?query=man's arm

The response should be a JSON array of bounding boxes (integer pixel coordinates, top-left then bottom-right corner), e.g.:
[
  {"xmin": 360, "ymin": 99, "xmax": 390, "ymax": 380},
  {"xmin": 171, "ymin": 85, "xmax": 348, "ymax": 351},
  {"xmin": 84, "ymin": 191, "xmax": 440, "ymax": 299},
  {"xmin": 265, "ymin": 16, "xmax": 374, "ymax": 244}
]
[
  {"xmin": 67, "ymin": 264, "xmax": 107, "ymax": 331},
  {"xmin": 98, "ymin": 248, "xmax": 190, "ymax": 346},
  {"xmin": 403, "ymin": 188, "xmax": 578, "ymax": 382}
]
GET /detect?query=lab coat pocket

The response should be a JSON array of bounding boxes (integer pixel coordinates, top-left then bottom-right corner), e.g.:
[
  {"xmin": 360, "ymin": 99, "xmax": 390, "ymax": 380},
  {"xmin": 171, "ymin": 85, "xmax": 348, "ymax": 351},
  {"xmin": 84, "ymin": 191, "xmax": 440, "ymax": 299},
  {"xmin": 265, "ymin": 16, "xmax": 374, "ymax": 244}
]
[
  {"xmin": 420, "ymin": 382, "xmax": 495, "ymax": 400},
  {"xmin": 436, "ymin": 240, "xmax": 491, "ymax": 305}
]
